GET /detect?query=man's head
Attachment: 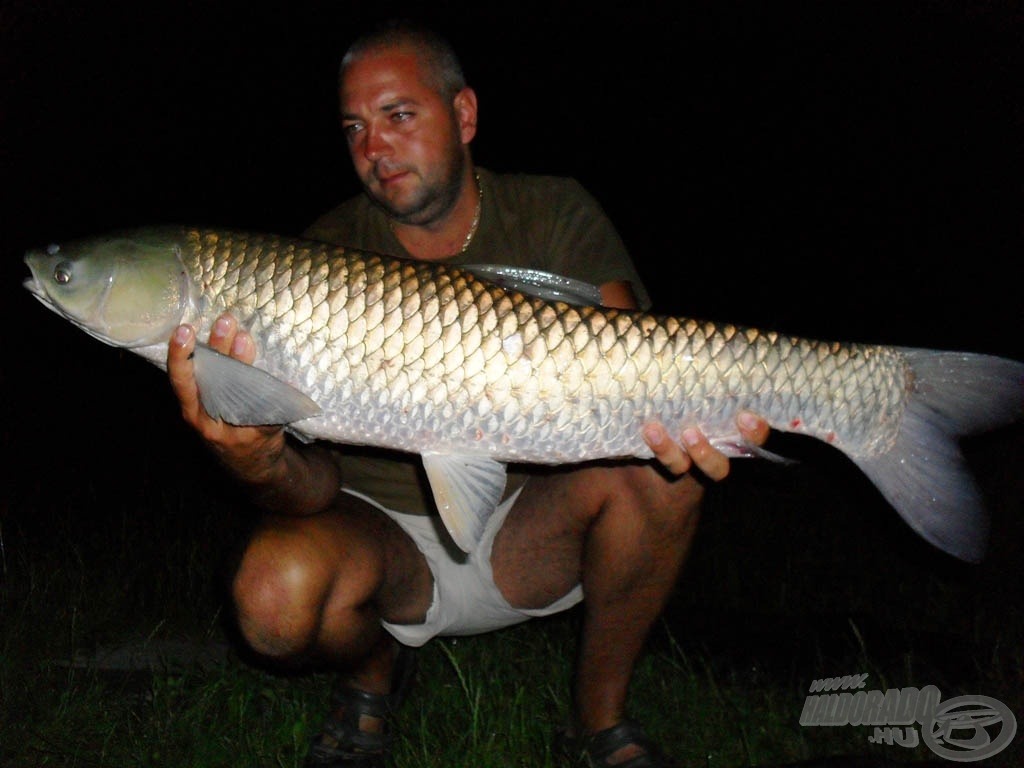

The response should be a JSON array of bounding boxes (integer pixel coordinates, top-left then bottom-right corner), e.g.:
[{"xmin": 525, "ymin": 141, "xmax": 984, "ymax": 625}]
[
  {"xmin": 338, "ymin": 20, "xmax": 477, "ymax": 227},
  {"xmin": 340, "ymin": 20, "xmax": 467, "ymax": 101}
]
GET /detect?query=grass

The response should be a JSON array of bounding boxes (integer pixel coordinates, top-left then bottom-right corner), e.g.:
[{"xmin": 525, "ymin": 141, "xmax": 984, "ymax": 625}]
[{"xmin": 2, "ymin": 376, "xmax": 1022, "ymax": 766}]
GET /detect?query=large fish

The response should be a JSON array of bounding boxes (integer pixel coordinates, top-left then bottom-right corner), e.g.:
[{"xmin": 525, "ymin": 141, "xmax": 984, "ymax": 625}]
[{"xmin": 23, "ymin": 226, "xmax": 1024, "ymax": 559}]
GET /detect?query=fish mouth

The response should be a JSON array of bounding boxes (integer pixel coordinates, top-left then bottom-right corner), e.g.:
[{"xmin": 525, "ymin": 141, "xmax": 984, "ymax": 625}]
[
  {"xmin": 23, "ymin": 272, "xmax": 74, "ymax": 327},
  {"xmin": 22, "ymin": 269, "xmax": 110, "ymax": 345},
  {"xmin": 23, "ymin": 274, "xmax": 49, "ymax": 303}
]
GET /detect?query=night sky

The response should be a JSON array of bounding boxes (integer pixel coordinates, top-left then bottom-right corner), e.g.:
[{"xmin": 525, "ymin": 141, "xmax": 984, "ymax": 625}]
[
  {"xmin": 3, "ymin": 1, "xmax": 1022, "ymax": 546},
  {"xmin": 5, "ymin": 1, "xmax": 1022, "ymax": 347}
]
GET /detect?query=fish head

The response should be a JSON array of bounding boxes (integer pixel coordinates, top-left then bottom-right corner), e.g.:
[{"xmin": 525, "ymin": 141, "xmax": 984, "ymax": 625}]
[{"xmin": 23, "ymin": 227, "xmax": 190, "ymax": 348}]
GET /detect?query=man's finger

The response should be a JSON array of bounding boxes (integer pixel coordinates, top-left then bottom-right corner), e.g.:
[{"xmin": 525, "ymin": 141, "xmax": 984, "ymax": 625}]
[
  {"xmin": 643, "ymin": 423, "xmax": 693, "ymax": 477},
  {"xmin": 167, "ymin": 324, "xmax": 201, "ymax": 422},
  {"xmin": 209, "ymin": 314, "xmax": 236, "ymax": 355},
  {"xmin": 681, "ymin": 428, "xmax": 730, "ymax": 482},
  {"xmin": 737, "ymin": 410, "xmax": 770, "ymax": 446}
]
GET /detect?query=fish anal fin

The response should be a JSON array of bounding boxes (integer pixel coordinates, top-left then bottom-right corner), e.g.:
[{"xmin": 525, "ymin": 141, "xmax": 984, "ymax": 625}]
[
  {"xmin": 192, "ymin": 343, "xmax": 321, "ymax": 426},
  {"xmin": 421, "ymin": 452, "xmax": 508, "ymax": 553}
]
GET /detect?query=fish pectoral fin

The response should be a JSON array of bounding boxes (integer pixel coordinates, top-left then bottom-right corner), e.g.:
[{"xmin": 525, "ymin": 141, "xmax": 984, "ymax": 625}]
[
  {"xmin": 421, "ymin": 452, "xmax": 508, "ymax": 553},
  {"xmin": 192, "ymin": 343, "xmax": 321, "ymax": 426}
]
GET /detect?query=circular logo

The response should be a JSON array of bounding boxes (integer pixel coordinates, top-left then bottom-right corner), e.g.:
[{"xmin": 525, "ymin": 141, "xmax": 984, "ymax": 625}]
[{"xmin": 922, "ymin": 695, "xmax": 1017, "ymax": 762}]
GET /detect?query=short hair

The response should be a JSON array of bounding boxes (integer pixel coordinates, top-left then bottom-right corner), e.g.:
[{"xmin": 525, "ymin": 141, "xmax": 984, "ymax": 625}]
[{"xmin": 340, "ymin": 19, "xmax": 467, "ymax": 98}]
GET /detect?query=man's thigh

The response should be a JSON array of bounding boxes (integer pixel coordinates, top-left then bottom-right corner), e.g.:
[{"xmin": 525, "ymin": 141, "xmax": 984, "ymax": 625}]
[{"xmin": 489, "ymin": 461, "xmax": 705, "ymax": 610}]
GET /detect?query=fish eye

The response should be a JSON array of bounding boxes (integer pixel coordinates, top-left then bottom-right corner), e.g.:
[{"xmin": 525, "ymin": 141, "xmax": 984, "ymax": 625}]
[{"xmin": 54, "ymin": 261, "xmax": 73, "ymax": 285}]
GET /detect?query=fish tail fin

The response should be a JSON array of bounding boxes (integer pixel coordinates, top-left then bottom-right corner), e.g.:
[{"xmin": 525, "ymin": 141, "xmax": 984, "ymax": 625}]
[{"xmin": 854, "ymin": 350, "xmax": 1024, "ymax": 563}]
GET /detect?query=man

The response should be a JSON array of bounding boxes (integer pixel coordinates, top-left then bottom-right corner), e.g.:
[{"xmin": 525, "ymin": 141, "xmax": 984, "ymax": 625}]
[{"xmin": 166, "ymin": 20, "xmax": 769, "ymax": 768}]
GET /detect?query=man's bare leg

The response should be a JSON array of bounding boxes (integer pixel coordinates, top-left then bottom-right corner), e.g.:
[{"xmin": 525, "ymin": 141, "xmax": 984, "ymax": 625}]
[
  {"xmin": 491, "ymin": 462, "xmax": 703, "ymax": 759},
  {"xmin": 232, "ymin": 494, "xmax": 433, "ymax": 698}
]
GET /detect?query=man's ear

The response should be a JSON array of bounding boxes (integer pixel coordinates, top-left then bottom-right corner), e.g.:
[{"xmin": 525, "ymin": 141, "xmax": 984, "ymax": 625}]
[{"xmin": 453, "ymin": 87, "xmax": 478, "ymax": 144}]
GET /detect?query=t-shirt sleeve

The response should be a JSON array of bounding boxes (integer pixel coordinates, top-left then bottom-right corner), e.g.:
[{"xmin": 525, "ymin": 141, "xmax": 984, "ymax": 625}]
[
  {"xmin": 306, "ymin": 173, "xmax": 653, "ymax": 309},
  {"xmin": 522, "ymin": 177, "xmax": 652, "ymax": 310}
]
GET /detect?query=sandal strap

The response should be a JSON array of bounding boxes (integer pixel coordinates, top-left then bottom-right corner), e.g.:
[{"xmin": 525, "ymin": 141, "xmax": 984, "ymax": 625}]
[
  {"xmin": 558, "ymin": 720, "xmax": 675, "ymax": 768},
  {"xmin": 305, "ymin": 645, "xmax": 417, "ymax": 767},
  {"xmin": 324, "ymin": 687, "xmax": 395, "ymax": 749},
  {"xmin": 305, "ymin": 688, "xmax": 394, "ymax": 767}
]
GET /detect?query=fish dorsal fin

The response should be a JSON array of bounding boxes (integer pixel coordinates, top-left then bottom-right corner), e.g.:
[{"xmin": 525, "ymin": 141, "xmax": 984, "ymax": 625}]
[
  {"xmin": 462, "ymin": 264, "xmax": 603, "ymax": 306},
  {"xmin": 421, "ymin": 452, "xmax": 508, "ymax": 553},
  {"xmin": 192, "ymin": 343, "xmax": 322, "ymax": 425}
]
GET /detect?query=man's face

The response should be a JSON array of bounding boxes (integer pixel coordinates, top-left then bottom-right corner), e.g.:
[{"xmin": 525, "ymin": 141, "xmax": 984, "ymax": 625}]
[{"xmin": 339, "ymin": 47, "xmax": 470, "ymax": 225}]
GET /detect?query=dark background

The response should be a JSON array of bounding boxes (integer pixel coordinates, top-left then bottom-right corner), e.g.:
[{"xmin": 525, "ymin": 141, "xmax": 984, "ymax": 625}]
[
  {"xmin": 4, "ymin": 0, "xmax": 1022, "ymax": 351},
  {"xmin": 2, "ymin": 1, "xmax": 1021, "ymax": 602},
  {"xmin": 3, "ymin": 9, "xmax": 1023, "ymax": 761}
]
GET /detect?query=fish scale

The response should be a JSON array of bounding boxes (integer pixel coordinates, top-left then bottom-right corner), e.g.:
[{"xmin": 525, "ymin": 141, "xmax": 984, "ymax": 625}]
[
  {"xmin": 181, "ymin": 229, "xmax": 907, "ymax": 462},
  {"xmin": 23, "ymin": 225, "xmax": 1024, "ymax": 558}
]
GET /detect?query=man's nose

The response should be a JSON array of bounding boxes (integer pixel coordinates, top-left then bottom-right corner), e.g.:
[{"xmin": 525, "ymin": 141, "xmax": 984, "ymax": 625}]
[{"xmin": 362, "ymin": 125, "xmax": 391, "ymax": 161}]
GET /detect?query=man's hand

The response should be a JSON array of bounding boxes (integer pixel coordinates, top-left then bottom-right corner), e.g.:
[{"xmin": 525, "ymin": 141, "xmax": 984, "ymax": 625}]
[
  {"xmin": 643, "ymin": 412, "xmax": 770, "ymax": 481},
  {"xmin": 167, "ymin": 314, "xmax": 287, "ymax": 484}
]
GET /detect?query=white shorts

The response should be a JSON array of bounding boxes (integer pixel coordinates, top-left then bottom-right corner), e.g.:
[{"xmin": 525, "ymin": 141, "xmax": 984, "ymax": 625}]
[{"xmin": 341, "ymin": 486, "xmax": 584, "ymax": 647}]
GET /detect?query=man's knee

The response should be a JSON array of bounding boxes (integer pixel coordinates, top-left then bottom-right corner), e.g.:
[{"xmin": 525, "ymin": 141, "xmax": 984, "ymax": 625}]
[
  {"xmin": 614, "ymin": 465, "xmax": 704, "ymax": 534},
  {"xmin": 231, "ymin": 525, "xmax": 334, "ymax": 657}
]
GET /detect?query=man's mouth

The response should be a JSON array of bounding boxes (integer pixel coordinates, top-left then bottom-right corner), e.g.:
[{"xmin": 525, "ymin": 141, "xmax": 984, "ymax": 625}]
[{"xmin": 373, "ymin": 165, "xmax": 408, "ymax": 186}]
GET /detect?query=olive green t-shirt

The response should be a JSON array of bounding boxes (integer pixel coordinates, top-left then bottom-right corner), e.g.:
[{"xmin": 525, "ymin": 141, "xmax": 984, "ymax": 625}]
[{"xmin": 303, "ymin": 167, "xmax": 652, "ymax": 515}]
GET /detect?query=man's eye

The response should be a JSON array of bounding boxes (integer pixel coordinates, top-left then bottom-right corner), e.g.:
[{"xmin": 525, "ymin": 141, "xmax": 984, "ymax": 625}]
[
  {"xmin": 391, "ymin": 111, "xmax": 413, "ymax": 123},
  {"xmin": 341, "ymin": 122, "xmax": 363, "ymax": 137}
]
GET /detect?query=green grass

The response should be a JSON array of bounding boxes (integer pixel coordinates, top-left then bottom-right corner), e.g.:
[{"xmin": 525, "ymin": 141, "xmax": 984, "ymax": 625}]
[{"xmin": 2, "ymin": 417, "xmax": 1022, "ymax": 767}]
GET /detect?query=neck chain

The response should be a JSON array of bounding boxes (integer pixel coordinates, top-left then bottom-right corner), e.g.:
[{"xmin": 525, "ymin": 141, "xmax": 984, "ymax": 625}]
[{"xmin": 458, "ymin": 172, "xmax": 482, "ymax": 254}]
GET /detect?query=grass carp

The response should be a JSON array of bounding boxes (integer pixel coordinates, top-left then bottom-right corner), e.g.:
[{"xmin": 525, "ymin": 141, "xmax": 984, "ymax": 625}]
[{"xmin": 23, "ymin": 226, "xmax": 1024, "ymax": 559}]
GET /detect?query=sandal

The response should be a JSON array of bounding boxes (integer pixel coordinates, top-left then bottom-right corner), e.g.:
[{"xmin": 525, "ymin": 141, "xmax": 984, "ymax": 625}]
[
  {"xmin": 304, "ymin": 644, "xmax": 417, "ymax": 767},
  {"xmin": 555, "ymin": 720, "xmax": 678, "ymax": 768}
]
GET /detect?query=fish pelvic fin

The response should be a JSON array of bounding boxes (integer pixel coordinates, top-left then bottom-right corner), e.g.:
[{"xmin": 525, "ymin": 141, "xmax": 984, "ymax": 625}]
[
  {"xmin": 421, "ymin": 452, "xmax": 508, "ymax": 553},
  {"xmin": 708, "ymin": 435, "xmax": 797, "ymax": 464},
  {"xmin": 191, "ymin": 344, "xmax": 322, "ymax": 425},
  {"xmin": 856, "ymin": 349, "xmax": 1024, "ymax": 564}
]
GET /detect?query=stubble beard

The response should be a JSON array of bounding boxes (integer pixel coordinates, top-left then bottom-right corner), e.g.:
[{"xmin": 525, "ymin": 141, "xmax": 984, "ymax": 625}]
[{"xmin": 366, "ymin": 147, "xmax": 468, "ymax": 228}]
